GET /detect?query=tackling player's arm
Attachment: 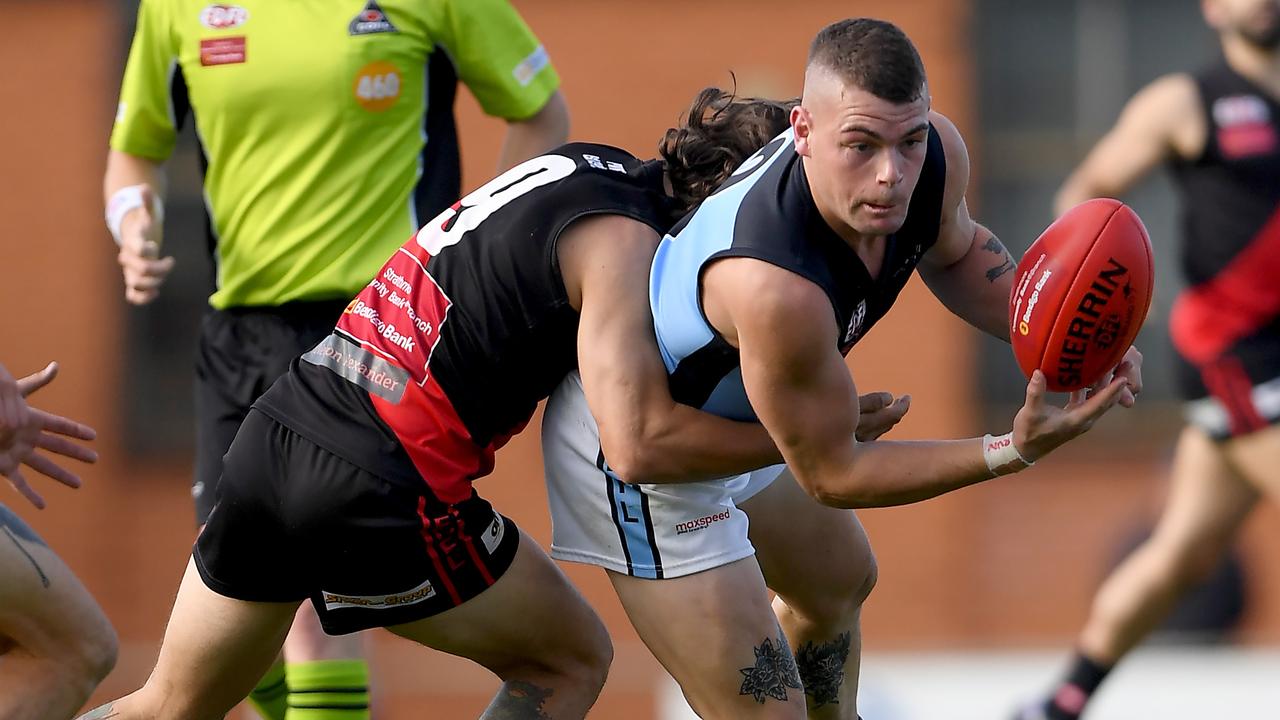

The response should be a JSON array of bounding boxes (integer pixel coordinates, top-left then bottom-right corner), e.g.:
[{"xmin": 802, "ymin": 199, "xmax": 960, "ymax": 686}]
[
  {"xmin": 710, "ymin": 257, "xmax": 1134, "ymax": 508},
  {"xmin": 1054, "ymin": 73, "xmax": 1203, "ymax": 215},
  {"xmin": 559, "ymin": 215, "xmax": 783, "ymax": 484},
  {"xmin": 916, "ymin": 111, "xmax": 1015, "ymax": 340}
]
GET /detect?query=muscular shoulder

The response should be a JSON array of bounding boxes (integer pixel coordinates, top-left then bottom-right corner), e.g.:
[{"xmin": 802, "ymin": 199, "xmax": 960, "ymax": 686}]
[
  {"xmin": 927, "ymin": 111, "xmax": 971, "ymax": 221},
  {"xmin": 1122, "ymin": 73, "xmax": 1204, "ymax": 159},
  {"xmin": 703, "ymin": 256, "xmax": 838, "ymax": 350}
]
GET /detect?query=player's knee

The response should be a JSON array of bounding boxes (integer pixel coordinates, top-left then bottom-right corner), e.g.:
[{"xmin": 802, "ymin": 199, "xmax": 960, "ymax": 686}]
[
  {"xmin": 797, "ymin": 542, "xmax": 877, "ymax": 626},
  {"xmin": 62, "ymin": 615, "xmax": 118, "ymax": 700},
  {"xmin": 1169, "ymin": 543, "xmax": 1224, "ymax": 589},
  {"xmin": 1146, "ymin": 531, "xmax": 1227, "ymax": 589},
  {"xmin": 83, "ymin": 619, "xmax": 119, "ymax": 684},
  {"xmin": 492, "ymin": 615, "xmax": 612, "ymax": 696},
  {"xmin": 561, "ymin": 618, "xmax": 613, "ymax": 693},
  {"xmin": 548, "ymin": 618, "xmax": 613, "ymax": 694}
]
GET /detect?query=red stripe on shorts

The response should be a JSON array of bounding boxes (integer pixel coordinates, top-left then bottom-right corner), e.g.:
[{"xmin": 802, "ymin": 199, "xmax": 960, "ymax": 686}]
[
  {"xmin": 1200, "ymin": 358, "xmax": 1264, "ymax": 436},
  {"xmin": 417, "ymin": 496, "xmax": 463, "ymax": 606},
  {"xmin": 451, "ymin": 506, "xmax": 496, "ymax": 587},
  {"xmin": 1221, "ymin": 355, "xmax": 1267, "ymax": 433}
]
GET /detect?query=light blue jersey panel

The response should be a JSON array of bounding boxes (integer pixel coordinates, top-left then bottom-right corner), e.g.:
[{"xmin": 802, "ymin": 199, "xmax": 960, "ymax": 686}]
[{"xmin": 649, "ymin": 129, "xmax": 795, "ymax": 422}]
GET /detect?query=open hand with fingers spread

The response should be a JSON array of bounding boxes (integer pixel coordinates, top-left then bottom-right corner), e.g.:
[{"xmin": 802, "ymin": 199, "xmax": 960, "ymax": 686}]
[
  {"xmin": 0, "ymin": 361, "xmax": 99, "ymax": 509},
  {"xmin": 1010, "ymin": 346, "xmax": 1144, "ymax": 463},
  {"xmin": 855, "ymin": 391, "xmax": 911, "ymax": 442}
]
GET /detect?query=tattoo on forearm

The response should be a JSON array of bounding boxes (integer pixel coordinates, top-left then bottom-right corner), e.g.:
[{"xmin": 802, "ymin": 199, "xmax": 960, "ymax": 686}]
[
  {"xmin": 739, "ymin": 633, "xmax": 802, "ymax": 703},
  {"xmin": 1, "ymin": 505, "xmax": 49, "ymax": 588},
  {"xmin": 481, "ymin": 680, "xmax": 554, "ymax": 719},
  {"xmin": 795, "ymin": 632, "xmax": 852, "ymax": 708},
  {"xmin": 77, "ymin": 704, "xmax": 120, "ymax": 719},
  {"xmin": 982, "ymin": 235, "xmax": 1016, "ymax": 282}
]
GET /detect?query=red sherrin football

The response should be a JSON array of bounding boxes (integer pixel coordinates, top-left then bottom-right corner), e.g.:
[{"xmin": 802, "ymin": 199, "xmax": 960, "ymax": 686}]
[{"xmin": 1008, "ymin": 198, "xmax": 1154, "ymax": 392}]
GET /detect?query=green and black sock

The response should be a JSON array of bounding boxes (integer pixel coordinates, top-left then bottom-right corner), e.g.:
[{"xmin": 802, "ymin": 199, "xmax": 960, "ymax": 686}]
[
  {"xmin": 285, "ymin": 659, "xmax": 371, "ymax": 720},
  {"xmin": 247, "ymin": 660, "xmax": 288, "ymax": 720}
]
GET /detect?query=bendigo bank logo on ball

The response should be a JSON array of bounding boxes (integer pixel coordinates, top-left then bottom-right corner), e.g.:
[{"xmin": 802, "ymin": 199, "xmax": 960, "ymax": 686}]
[{"xmin": 1012, "ymin": 253, "xmax": 1051, "ymax": 337}]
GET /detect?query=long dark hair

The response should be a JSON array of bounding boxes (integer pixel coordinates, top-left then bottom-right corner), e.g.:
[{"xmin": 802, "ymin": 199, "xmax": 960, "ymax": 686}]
[{"xmin": 659, "ymin": 87, "xmax": 796, "ymax": 218}]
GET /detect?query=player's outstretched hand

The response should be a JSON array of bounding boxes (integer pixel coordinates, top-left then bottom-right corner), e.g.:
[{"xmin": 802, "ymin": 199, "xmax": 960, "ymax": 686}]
[
  {"xmin": 0, "ymin": 362, "xmax": 99, "ymax": 510},
  {"xmin": 116, "ymin": 184, "xmax": 175, "ymax": 305},
  {"xmin": 1011, "ymin": 348, "xmax": 1142, "ymax": 463},
  {"xmin": 855, "ymin": 391, "xmax": 911, "ymax": 441}
]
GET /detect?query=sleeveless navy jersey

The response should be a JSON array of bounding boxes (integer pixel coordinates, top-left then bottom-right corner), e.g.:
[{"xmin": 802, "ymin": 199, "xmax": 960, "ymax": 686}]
[
  {"xmin": 1165, "ymin": 62, "xmax": 1280, "ymax": 433},
  {"xmin": 650, "ymin": 126, "xmax": 946, "ymax": 420},
  {"xmin": 255, "ymin": 144, "xmax": 674, "ymax": 502}
]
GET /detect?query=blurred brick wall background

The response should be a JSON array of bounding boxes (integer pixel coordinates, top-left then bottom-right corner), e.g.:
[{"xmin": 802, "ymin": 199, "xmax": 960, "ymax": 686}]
[{"xmin": 1, "ymin": 1, "xmax": 1277, "ymax": 716}]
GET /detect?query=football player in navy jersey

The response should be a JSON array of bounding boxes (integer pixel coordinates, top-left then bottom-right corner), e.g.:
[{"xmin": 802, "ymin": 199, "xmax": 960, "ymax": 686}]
[{"xmin": 541, "ymin": 18, "xmax": 1145, "ymax": 719}]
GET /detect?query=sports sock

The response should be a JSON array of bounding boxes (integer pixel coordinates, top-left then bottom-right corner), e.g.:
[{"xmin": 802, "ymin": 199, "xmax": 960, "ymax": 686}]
[
  {"xmin": 1043, "ymin": 652, "xmax": 1112, "ymax": 720},
  {"xmin": 285, "ymin": 659, "xmax": 371, "ymax": 720},
  {"xmin": 247, "ymin": 660, "xmax": 288, "ymax": 720}
]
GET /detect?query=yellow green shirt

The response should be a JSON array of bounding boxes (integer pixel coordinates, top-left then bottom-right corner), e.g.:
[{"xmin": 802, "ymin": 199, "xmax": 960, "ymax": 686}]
[{"xmin": 111, "ymin": 0, "xmax": 559, "ymax": 309}]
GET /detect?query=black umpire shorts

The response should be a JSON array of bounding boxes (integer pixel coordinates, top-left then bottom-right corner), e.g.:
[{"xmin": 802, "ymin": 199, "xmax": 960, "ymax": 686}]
[
  {"xmin": 193, "ymin": 299, "xmax": 348, "ymax": 524},
  {"xmin": 194, "ymin": 409, "xmax": 521, "ymax": 635}
]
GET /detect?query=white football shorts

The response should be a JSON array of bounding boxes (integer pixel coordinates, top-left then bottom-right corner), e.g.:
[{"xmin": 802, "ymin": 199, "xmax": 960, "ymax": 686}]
[{"xmin": 541, "ymin": 371, "xmax": 784, "ymax": 579}]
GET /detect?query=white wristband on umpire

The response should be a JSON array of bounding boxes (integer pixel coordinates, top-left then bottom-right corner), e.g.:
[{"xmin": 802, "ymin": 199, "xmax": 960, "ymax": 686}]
[
  {"xmin": 105, "ymin": 184, "xmax": 163, "ymax": 247},
  {"xmin": 982, "ymin": 432, "xmax": 1034, "ymax": 477}
]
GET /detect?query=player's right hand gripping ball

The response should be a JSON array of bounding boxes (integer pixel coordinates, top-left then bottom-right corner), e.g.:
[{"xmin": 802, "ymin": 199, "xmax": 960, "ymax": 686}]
[{"xmin": 1009, "ymin": 198, "xmax": 1154, "ymax": 392}]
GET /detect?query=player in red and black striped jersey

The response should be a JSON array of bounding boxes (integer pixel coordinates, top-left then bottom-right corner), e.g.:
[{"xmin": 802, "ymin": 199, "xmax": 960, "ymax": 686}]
[
  {"xmin": 1021, "ymin": 2, "xmax": 1280, "ymax": 718},
  {"xmin": 82, "ymin": 91, "xmax": 813, "ymax": 720}
]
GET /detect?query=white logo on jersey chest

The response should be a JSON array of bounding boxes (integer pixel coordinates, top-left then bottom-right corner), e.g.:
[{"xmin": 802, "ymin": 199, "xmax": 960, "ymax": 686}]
[
  {"xmin": 844, "ymin": 299, "xmax": 867, "ymax": 345},
  {"xmin": 1213, "ymin": 95, "xmax": 1270, "ymax": 127}
]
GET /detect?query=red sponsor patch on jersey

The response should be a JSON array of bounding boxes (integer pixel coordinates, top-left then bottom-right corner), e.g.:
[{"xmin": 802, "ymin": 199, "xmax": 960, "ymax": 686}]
[
  {"xmin": 336, "ymin": 247, "xmax": 452, "ymax": 387},
  {"xmin": 1218, "ymin": 123, "xmax": 1278, "ymax": 159},
  {"xmin": 200, "ymin": 36, "xmax": 246, "ymax": 66}
]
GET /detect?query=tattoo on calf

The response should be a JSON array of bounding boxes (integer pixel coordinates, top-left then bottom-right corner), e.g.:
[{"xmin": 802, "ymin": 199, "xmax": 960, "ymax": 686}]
[
  {"xmin": 982, "ymin": 235, "xmax": 1016, "ymax": 283},
  {"xmin": 795, "ymin": 631, "xmax": 853, "ymax": 708},
  {"xmin": 481, "ymin": 679, "xmax": 554, "ymax": 719},
  {"xmin": 738, "ymin": 633, "xmax": 802, "ymax": 704},
  {"xmin": 77, "ymin": 704, "xmax": 119, "ymax": 719},
  {"xmin": 0, "ymin": 505, "xmax": 49, "ymax": 588}
]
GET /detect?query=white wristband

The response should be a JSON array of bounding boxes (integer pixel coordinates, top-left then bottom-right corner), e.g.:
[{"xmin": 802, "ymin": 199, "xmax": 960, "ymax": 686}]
[
  {"xmin": 982, "ymin": 432, "xmax": 1034, "ymax": 477},
  {"xmin": 105, "ymin": 184, "xmax": 163, "ymax": 247}
]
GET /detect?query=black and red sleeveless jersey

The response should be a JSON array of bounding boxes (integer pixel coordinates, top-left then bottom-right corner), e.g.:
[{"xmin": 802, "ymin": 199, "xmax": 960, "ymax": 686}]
[
  {"xmin": 1168, "ymin": 61, "xmax": 1280, "ymax": 365},
  {"xmin": 254, "ymin": 144, "xmax": 674, "ymax": 503}
]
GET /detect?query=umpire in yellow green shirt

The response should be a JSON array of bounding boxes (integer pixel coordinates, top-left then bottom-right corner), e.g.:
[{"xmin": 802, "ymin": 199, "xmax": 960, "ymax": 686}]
[{"xmin": 103, "ymin": 1, "xmax": 567, "ymax": 718}]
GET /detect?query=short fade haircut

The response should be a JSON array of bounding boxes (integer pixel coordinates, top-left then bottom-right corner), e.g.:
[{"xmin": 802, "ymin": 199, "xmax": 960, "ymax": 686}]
[{"xmin": 807, "ymin": 18, "xmax": 926, "ymax": 104}]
